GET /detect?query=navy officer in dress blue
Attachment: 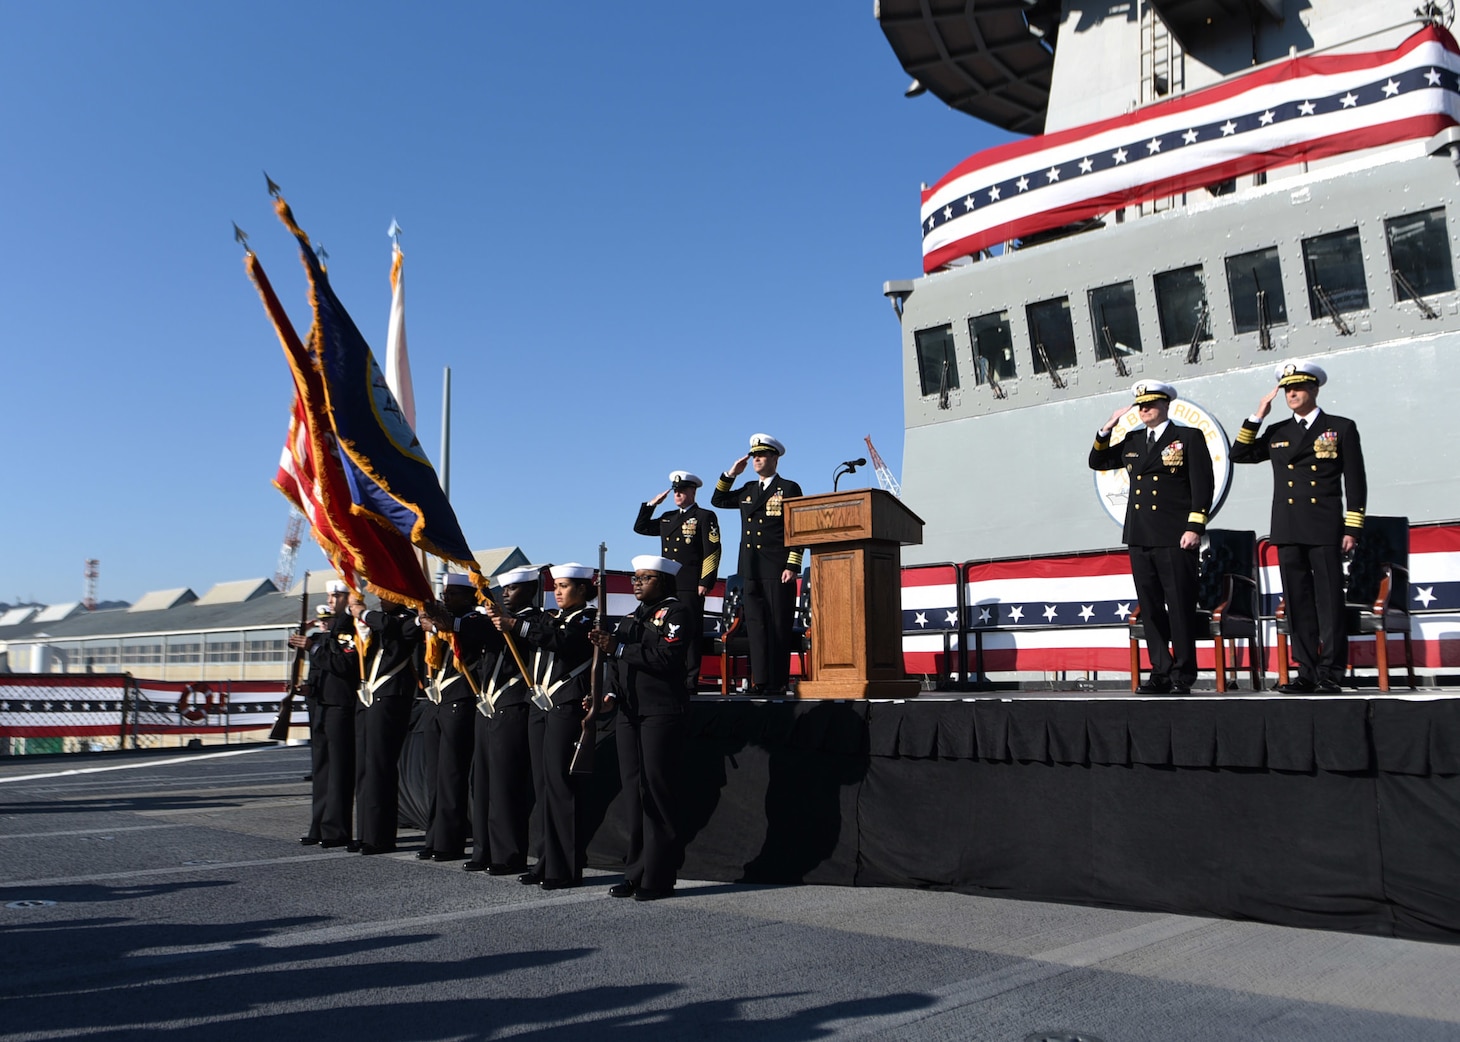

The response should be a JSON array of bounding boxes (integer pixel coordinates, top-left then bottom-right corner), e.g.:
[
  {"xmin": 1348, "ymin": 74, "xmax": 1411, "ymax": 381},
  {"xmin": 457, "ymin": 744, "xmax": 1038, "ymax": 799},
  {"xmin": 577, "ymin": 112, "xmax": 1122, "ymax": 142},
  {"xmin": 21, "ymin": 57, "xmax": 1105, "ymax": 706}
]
[
  {"xmin": 1231, "ymin": 361, "xmax": 1367, "ymax": 694},
  {"xmin": 633, "ymin": 470, "xmax": 721, "ymax": 689},
  {"xmin": 1090, "ymin": 380, "xmax": 1213, "ymax": 694},
  {"xmin": 711, "ymin": 434, "xmax": 804, "ymax": 697}
]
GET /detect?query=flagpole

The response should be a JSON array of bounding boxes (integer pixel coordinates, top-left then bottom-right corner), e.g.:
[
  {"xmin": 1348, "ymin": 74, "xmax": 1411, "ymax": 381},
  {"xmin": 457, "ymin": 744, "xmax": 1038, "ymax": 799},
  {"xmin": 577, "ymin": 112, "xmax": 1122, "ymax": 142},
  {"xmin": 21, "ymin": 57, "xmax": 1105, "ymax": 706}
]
[{"xmin": 437, "ymin": 366, "xmax": 451, "ymax": 588}]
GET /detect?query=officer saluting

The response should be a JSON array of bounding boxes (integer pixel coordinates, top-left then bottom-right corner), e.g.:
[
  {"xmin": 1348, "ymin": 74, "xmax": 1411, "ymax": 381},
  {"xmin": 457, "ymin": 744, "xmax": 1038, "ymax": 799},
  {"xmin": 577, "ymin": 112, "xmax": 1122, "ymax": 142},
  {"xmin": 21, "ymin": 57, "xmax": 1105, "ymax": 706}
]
[
  {"xmin": 1232, "ymin": 361, "xmax": 1367, "ymax": 693},
  {"xmin": 1089, "ymin": 380, "xmax": 1213, "ymax": 694},
  {"xmin": 633, "ymin": 470, "xmax": 721, "ymax": 689},
  {"xmin": 711, "ymin": 433, "xmax": 804, "ymax": 698}
]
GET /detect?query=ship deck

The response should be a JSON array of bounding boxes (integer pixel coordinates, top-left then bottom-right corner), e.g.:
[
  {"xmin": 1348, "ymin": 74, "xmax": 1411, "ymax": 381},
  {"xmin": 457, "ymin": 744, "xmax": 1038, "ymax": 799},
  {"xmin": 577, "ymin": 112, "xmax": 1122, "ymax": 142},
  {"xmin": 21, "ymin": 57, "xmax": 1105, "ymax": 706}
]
[{"xmin": 3, "ymin": 740, "xmax": 1460, "ymax": 1041}]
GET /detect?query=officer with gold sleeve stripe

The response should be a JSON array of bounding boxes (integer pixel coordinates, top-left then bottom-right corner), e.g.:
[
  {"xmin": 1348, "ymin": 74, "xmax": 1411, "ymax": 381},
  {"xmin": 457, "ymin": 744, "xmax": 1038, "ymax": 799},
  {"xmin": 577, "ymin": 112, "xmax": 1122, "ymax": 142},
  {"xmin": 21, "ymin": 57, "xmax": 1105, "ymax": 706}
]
[
  {"xmin": 633, "ymin": 470, "xmax": 721, "ymax": 689},
  {"xmin": 1090, "ymin": 380, "xmax": 1213, "ymax": 695},
  {"xmin": 1231, "ymin": 361, "xmax": 1367, "ymax": 694},
  {"xmin": 711, "ymin": 434, "xmax": 804, "ymax": 697}
]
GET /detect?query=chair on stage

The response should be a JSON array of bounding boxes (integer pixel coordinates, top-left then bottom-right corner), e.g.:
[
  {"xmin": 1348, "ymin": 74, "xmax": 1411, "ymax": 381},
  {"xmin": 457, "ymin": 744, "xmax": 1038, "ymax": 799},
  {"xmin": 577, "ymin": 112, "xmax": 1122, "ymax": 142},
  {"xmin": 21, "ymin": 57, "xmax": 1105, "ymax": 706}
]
[
  {"xmin": 1271, "ymin": 515, "xmax": 1416, "ymax": 692},
  {"xmin": 1128, "ymin": 528, "xmax": 1264, "ymax": 693},
  {"xmin": 714, "ymin": 575, "xmax": 811, "ymax": 695}
]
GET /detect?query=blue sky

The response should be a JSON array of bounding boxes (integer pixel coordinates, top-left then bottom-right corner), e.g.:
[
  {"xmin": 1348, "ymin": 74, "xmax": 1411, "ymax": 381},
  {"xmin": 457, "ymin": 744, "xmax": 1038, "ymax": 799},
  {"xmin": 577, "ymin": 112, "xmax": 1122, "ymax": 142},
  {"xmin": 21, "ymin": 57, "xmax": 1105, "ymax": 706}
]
[{"xmin": 1, "ymin": 2, "xmax": 1010, "ymax": 606}]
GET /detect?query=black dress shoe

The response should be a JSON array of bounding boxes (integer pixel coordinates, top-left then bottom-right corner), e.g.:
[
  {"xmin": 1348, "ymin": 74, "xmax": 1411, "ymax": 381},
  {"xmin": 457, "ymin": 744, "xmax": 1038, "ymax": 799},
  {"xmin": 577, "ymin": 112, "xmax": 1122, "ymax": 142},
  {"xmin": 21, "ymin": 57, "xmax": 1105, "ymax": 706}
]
[
  {"xmin": 462, "ymin": 861, "xmax": 489, "ymax": 872},
  {"xmin": 432, "ymin": 851, "xmax": 464, "ymax": 863},
  {"xmin": 300, "ymin": 836, "xmax": 321, "ymax": 846},
  {"xmin": 346, "ymin": 840, "xmax": 363, "ymax": 853},
  {"xmin": 415, "ymin": 848, "xmax": 436, "ymax": 861},
  {"xmin": 320, "ymin": 838, "xmax": 351, "ymax": 849},
  {"xmin": 1170, "ymin": 684, "xmax": 1192, "ymax": 695},
  {"xmin": 359, "ymin": 843, "xmax": 396, "ymax": 856},
  {"xmin": 1316, "ymin": 679, "xmax": 1343, "ymax": 693},
  {"xmin": 633, "ymin": 887, "xmax": 674, "ymax": 902},
  {"xmin": 608, "ymin": 881, "xmax": 637, "ymax": 899},
  {"xmin": 487, "ymin": 861, "xmax": 525, "ymax": 876},
  {"xmin": 1136, "ymin": 679, "xmax": 1173, "ymax": 694},
  {"xmin": 539, "ymin": 878, "xmax": 577, "ymax": 891},
  {"xmin": 518, "ymin": 871, "xmax": 543, "ymax": 885},
  {"xmin": 1278, "ymin": 678, "xmax": 1316, "ymax": 694}
]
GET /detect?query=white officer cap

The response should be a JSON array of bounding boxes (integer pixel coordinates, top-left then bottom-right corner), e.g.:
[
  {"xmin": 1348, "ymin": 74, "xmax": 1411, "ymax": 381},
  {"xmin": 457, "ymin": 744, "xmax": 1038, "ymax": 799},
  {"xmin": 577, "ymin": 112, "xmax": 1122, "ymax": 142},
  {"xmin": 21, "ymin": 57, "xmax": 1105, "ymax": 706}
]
[
  {"xmin": 1276, "ymin": 360, "xmax": 1327, "ymax": 387},
  {"xmin": 669, "ymin": 470, "xmax": 702, "ymax": 488},
  {"xmin": 441, "ymin": 572, "xmax": 474, "ymax": 589},
  {"xmin": 549, "ymin": 562, "xmax": 595, "ymax": 580},
  {"xmin": 1131, "ymin": 380, "xmax": 1177, "ymax": 404},
  {"xmin": 497, "ymin": 566, "xmax": 542, "ymax": 587},
  {"xmin": 631, "ymin": 554, "xmax": 682, "ymax": 576},
  {"xmin": 748, "ymin": 433, "xmax": 786, "ymax": 456},
  {"xmin": 325, "ymin": 579, "xmax": 349, "ymax": 594},
  {"xmin": 315, "ymin": 604, "xmax": 333, "ymax": 617}
]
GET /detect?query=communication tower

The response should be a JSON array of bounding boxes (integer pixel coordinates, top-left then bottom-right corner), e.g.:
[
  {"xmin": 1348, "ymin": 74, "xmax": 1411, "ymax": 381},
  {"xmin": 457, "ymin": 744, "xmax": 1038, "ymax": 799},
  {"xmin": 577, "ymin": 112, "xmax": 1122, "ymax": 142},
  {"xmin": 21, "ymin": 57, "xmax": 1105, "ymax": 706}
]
[
  {"xmin": 863, "ymin": 435, "xmax": 902, "ymax": 498},
  {"xmin": 274, "ymin": 508, "xmax": 306, "ymax": 591},
  {"xmin": 83, "ymin": 559, "xmax": 99, "ymax": 611}
]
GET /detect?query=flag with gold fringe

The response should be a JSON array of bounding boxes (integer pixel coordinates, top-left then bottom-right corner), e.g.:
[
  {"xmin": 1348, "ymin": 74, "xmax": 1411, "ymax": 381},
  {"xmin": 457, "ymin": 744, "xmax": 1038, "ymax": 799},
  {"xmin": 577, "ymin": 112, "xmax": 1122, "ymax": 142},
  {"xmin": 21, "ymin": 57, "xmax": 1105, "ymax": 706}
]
[
  {"xmin": 266, "ymin": 193, "xmax": 483, "ymax": 598},
  {"xmin": 247, "ymin": 240, "xmax": 436, "ymax": 608}
]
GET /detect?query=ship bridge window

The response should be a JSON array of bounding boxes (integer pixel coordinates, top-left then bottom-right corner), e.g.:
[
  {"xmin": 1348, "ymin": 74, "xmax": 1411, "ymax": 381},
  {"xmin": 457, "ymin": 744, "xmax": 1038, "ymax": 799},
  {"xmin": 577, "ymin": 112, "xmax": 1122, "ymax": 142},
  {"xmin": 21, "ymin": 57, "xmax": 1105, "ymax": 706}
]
[
  {"xmin": 1026, "ymin": 296, "xmax": 1077, "ymax": 375},
  {"xmin": 969, "ymin": 310, "xmax": 1017, "ymax": 384},
  {"xmin": 1224, "ymin": 247, "xmax": 1287, "ymax": 334},
  {"xmin": 1302, "ymin": 228, "xmax": 1368, "ymax": 319},
  {"xmin": 913, "ymin": 324, "xmax": 959, "ymax": 398},
  {"xmin": 1154, "ymin": 265, "xmax": 1212, "ymax": 348},
  {"xmin": 1088, "ymin": 282, "xmax": 1142, "ymax": 361},
  {"xmin": 1385, "ymin": 208, "xmax": 1455, "ymax": 302}
]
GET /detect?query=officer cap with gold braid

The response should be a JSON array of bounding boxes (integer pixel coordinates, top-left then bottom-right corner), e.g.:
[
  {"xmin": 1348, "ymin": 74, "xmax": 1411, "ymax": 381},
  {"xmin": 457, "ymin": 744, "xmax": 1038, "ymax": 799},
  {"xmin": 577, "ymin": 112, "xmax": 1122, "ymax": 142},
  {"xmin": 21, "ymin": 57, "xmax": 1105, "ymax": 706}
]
[
  {"xmin": 1276, "ymin": 361, "xmax": 1327, "ymax": 387},
  {"xmin": 1131, "ymin": 379, "xmax": 1178, "ymax": 404}
]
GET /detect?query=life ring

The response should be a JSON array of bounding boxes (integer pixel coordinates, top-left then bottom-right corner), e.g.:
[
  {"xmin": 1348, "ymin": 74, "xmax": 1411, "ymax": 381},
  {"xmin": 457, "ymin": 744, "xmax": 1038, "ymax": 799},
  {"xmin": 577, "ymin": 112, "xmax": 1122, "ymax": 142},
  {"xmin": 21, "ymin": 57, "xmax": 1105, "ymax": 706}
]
[{"xmin": 177, "ymin": 685, "xmax": 208, "ymax": 723}]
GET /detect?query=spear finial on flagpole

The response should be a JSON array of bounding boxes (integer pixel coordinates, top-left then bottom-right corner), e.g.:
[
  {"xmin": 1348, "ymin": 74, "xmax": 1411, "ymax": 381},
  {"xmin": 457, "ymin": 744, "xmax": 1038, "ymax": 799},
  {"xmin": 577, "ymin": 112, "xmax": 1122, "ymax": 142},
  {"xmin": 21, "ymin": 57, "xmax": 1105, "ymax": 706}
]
[
  {"xmin": 387, "ymin": 219, "xmax": 403, "ymax": 250},
  {"xmin": 315, "ymin": 242, "xmax": 329, "ymax": 265},
  {"xmin": 233, "ymin": 222, "xmax": 251, "ymax": 253},
  {"xmin": 265, "ymin": 171, "xmax": 282, "ymax": 199}
]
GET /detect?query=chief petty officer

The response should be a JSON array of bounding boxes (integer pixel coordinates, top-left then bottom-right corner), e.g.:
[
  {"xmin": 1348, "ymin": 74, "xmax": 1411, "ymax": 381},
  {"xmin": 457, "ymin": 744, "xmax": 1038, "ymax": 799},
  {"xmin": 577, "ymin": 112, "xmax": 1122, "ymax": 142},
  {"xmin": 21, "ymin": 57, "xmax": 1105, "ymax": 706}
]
[
  {"xmin": 1089, "ymin": 380, "xmax": 1213, "ymax": 695},
  {"xmin": 711, "ymin": 434, "xmax": 804, "ymax": 697},
  {"xmin": 633, "ymin": 470, "xmax": 721, "ymax": 689},
  {"xmin": 1231, "ymin": 361, "xmax": 1367, "ymax": 694}
]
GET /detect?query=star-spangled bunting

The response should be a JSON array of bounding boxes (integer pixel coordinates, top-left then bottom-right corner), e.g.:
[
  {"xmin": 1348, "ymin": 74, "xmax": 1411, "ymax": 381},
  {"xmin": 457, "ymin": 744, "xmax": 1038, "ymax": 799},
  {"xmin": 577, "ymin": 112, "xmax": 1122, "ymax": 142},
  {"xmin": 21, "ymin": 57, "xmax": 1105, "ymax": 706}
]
[{"xmin": 920, "ymin": 25, "xmax": 1460, "ymax": 272}]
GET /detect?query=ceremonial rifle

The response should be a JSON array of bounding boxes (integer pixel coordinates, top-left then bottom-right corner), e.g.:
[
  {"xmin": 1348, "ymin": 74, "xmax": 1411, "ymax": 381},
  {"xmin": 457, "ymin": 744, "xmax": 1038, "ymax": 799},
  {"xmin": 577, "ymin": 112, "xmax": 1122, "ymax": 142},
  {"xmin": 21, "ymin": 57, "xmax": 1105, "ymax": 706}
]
[
  {"xmin": 269, "ymin": 571, "xmax": 310, "ymax": 742},
  {"xmin": 569, "ymin": 542, "xmax": 608, "ymax": 776}
]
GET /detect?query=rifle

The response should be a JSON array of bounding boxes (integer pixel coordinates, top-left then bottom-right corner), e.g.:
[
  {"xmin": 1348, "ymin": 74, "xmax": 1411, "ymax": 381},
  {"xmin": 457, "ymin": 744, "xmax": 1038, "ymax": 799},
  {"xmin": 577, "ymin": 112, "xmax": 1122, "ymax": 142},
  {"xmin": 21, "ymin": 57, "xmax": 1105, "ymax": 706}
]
[
  {"xmin": 569, "ymin": 543, "xmax": 607, "ymax": 775},
  {"xmin": 269, "ymin": 571, "xmax": 310, "ymax": 741}
]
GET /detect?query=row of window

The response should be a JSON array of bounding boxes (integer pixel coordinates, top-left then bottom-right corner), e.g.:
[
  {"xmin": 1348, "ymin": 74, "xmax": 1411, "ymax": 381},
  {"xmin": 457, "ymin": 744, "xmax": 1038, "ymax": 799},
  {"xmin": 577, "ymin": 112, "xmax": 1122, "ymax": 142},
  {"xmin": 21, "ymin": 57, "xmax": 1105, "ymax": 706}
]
[
  {"xmin": 915, "ymin": 208, "xmax": 1455, "ymax": 395},
  {"xmin": 44, "ymin": 632, "xmax": 291, "ymax": 668}
]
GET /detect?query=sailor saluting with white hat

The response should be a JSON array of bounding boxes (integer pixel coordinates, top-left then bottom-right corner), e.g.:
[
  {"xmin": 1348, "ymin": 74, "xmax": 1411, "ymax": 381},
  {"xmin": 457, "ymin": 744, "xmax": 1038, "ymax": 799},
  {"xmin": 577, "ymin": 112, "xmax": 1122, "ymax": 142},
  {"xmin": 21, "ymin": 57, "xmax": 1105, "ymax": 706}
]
[
  {"xmin": 633, "ymin": 470, "xmax": 721, "ymax": 689},
  {"xmin": 711, "ymin": 434, "xmax": 804, "ymax": 697},
  {"xmin": 1090, "ymin": 380, "xmax": 1213, "ymax": 695},
  {"xmin": 1232, "ymin": 361, "xmax": 1368, "ymax": 694}
]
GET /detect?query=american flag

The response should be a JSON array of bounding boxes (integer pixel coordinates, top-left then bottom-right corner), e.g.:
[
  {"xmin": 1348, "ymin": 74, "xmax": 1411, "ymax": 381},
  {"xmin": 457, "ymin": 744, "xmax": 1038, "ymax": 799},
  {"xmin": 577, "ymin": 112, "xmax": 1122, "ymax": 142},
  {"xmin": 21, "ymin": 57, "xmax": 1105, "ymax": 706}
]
[{"xmin": 921, "ymin": 25, "xmax": 1460, "ymax": 272}]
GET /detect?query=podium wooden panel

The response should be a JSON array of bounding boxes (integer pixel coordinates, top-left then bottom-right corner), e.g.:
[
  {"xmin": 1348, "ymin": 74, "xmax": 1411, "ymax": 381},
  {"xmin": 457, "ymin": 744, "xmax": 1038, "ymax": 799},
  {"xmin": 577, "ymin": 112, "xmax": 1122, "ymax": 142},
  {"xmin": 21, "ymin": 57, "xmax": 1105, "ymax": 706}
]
[{"xmin": 783, "ymin": 489, "xmax": 924, "ymax": 699}]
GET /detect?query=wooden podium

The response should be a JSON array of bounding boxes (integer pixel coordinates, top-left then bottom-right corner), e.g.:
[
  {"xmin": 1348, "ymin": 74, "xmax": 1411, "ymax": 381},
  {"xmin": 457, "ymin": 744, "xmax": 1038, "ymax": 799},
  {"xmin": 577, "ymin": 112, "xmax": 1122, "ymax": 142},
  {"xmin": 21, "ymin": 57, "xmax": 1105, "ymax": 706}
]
[{"xmin": 783, "ymin": 489, "xmax": 924, "ymax": 699}]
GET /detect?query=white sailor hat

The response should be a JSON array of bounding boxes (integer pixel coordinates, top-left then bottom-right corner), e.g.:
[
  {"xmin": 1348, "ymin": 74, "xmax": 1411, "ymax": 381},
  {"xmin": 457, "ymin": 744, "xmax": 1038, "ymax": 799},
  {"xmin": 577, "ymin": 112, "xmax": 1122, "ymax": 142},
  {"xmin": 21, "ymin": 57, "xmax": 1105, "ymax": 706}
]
[
  {"xmin": 1131, "ymin": 380, "xmax": 1177, "ymax": 404},
  {"xmin": 325, "ymin": 579, "xmax": 349, "ymax": 594},
  {"xmin": 1276, "ymin": 361, "xmax": 1327, "ymax": 387},
  {"xmin": 497, "ymin": 565, "xmax": 542, "ymax": 587},
  {"xmin": 631, "ymin": 554, "xmax": 682, "ymax": 576},
  {"xmin": 549, "ymin": 562, "xmax": 595, "ymax": 581},
  {"xmin": 441, "ymin": 572, "xmax": 475, "ymax": 589},
  {"xmin": 669, "ymin": 470, "xmax": 702, "ymax": 489},
  {"xmin": 748, "ymin": 433, "xmax": 785, "ymax": 456}
]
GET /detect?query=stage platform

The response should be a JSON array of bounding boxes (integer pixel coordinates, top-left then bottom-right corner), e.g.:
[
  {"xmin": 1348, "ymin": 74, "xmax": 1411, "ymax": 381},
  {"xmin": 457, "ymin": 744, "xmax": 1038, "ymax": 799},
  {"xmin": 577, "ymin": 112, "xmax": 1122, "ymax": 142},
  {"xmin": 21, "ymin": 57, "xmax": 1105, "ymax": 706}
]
[{"xmin": 403, "ymin": 691, "xmax": 1460, "ymax": 946}]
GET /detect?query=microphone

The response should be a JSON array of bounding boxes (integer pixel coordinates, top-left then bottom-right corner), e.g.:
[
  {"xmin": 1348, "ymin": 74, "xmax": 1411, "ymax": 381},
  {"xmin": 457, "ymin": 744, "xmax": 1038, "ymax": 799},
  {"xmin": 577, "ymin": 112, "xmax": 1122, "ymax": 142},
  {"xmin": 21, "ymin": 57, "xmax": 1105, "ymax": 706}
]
[{"xmin": 839, "ymin": 458, "xmax": 867, "ymax": 472}]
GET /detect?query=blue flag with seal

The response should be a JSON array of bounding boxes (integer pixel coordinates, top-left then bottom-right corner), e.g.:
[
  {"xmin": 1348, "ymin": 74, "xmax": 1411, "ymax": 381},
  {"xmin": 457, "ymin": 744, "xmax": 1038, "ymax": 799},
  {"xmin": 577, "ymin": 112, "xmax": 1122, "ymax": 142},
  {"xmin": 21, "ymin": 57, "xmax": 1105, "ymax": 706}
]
[{"xmin": 273, "ymin": 196, "xmax": 480, "ymax": 574}]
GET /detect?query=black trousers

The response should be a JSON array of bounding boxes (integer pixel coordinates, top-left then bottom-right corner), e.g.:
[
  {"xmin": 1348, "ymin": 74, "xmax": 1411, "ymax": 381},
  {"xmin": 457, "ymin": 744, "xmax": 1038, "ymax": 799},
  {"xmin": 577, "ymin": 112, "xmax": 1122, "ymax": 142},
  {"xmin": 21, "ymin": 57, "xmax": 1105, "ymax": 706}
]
[
  {"xmin": 305, "ymin": 697, "xmax": 325, "ymax": 839},
  {"xmin": 744, "ymin": 575, "xmax": 796, "ymax": 691},
  {"xmin": 423, "ymin": 698, "xmax": 475, "ymax": 856},
  {"xmin": 481, "ymin": 702, "xmax": 535, "ymax": 869},
  {"xmin": 1129, "ymin": 544, "xmax": 1200, "ymax": 685},
  {"xmin": 312, "ymin": 700, "xmax": 355, "ymax": 844},
  {"xmin": 676, "ymin": 584, "xmax": 706, "ymax": 690},
  {"xmin": 615, "ymin": 709, "xmax": 687, "ymax": 891},
  {"xmin": 1278, "ymin": 542, "xmax": 1347, "ymax": 683},
  {"xmin": 354, "ymin": 694, "xmax": 413, "ymax": 850},
  {"xmin": 536, "ymin": 702, "xmax": 587, "ymax": 883}
]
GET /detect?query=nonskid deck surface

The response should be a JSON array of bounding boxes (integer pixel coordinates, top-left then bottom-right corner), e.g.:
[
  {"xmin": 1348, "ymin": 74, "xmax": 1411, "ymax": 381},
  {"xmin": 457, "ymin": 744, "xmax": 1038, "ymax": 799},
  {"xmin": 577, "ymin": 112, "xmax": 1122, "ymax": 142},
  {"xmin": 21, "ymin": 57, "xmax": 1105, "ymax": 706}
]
[{"xmin": 2, "ymin": 746, "xmax": 1458, "ymax": 1041}]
